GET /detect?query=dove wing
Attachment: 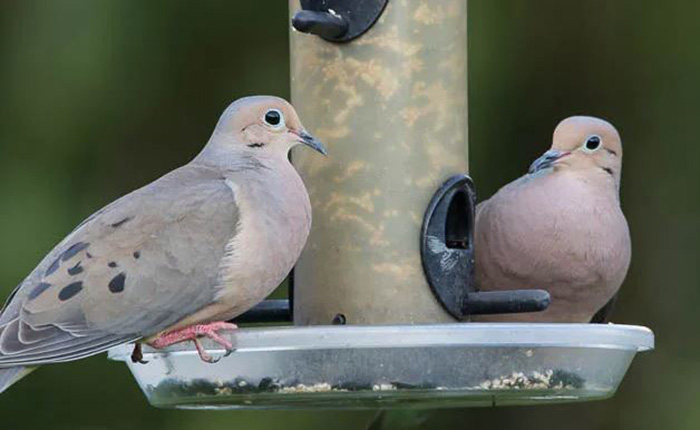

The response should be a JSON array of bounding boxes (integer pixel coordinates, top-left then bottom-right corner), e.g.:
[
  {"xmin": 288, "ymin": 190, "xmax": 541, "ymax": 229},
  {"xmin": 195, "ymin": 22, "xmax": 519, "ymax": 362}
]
[{"xmin": 0, "ymin": 164, "xmax": 238, "ymax": 366}]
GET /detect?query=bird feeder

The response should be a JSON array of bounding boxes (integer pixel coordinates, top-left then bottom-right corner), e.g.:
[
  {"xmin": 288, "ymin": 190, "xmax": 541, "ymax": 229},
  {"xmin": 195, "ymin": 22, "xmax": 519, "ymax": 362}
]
[{"xmin": 110, "ymin": 0, "xmax": 654, "ymax": 409}]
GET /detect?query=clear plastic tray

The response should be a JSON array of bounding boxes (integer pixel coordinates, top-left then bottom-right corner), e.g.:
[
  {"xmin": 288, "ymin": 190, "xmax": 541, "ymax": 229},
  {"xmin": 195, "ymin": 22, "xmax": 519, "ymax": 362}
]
[{"xmin": 108, "ymin": 323, "xmax": 653, "ymax": 410}]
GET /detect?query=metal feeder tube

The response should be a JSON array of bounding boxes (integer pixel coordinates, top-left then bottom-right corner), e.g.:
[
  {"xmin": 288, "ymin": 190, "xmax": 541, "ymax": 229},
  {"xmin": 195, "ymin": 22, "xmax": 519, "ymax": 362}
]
[{"xmin": 290, "ymin": 0, "xmax": 469, "ymax": 325}]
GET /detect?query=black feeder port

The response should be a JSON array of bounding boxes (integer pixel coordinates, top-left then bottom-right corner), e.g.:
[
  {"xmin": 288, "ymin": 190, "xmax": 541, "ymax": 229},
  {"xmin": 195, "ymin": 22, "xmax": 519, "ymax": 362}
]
[{"xmin": 420, "ymin": 174, "xmax": 551, "ymax": 320}]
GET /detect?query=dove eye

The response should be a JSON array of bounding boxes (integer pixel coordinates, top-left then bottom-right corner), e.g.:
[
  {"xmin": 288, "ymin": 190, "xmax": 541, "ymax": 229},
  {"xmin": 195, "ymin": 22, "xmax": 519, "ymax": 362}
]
[
  {"xmin": 583, "ymin": 135, "xmax": 602, "ymax": 152},
  {"xmin": 263, "ymin": 109, "xmax": 285, "ymax": 129}
]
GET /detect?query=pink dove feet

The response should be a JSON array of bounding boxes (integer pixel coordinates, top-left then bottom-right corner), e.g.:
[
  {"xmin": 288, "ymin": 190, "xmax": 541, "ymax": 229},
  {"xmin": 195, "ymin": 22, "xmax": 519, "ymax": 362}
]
[{"xmin": 147, "ymin": 321, "xmax": 237, "ymax": 363}]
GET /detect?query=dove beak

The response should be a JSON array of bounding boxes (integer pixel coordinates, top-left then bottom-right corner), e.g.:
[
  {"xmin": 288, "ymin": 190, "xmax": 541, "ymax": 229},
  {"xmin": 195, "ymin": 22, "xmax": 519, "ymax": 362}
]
[
  {"xmin": 529, "ymin": 149, "xmax": 570, "ymax": 174},
  {"xmin": 294, "ymin": 129, "xmax": 328, "ymax": 156}
]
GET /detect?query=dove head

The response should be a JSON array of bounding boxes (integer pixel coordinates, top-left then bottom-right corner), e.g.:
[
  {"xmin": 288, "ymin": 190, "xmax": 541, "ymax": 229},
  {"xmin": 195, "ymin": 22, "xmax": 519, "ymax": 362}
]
[
  {"xmin": 199, "ymin": 96, "xmax": 326, "ymax": 164},
  {"xmin": 529, "ymin": 116, "xmax": 623, "ymax": 189}
]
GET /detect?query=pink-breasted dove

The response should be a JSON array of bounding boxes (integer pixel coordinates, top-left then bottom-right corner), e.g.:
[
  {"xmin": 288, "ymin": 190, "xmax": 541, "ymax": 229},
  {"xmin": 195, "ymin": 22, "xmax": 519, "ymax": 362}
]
[
  {"xmin": 473, "ymin": 116, "xmax": 630, "ymax": 323},
  {"xmin": 0, "ymin": 96, "xmax": 326, "ymax": 393}
]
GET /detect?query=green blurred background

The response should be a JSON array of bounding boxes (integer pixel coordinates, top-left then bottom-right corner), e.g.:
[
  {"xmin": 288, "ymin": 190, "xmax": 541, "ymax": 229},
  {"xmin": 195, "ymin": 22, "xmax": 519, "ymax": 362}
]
[{"xmin": 0, "ymin": 1, "xmax": 697, "ymax": 429}]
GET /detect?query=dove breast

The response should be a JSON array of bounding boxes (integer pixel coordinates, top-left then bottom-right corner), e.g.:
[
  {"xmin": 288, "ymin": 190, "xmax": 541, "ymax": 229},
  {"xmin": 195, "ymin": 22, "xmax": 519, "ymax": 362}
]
[
  {"xmin": 211, "ymin": 159, "xmax": 312, "ymax": 322},
  {"xmin": 474, "ymin": 170, "xmax": 631, "ymax": 322}
]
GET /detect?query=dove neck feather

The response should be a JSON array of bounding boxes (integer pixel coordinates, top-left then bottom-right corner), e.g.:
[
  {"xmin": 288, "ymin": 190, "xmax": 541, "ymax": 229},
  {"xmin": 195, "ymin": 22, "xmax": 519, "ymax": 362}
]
[{"xmin": 193, "ymin": 139, "xmax": 274, "ymax": 173}]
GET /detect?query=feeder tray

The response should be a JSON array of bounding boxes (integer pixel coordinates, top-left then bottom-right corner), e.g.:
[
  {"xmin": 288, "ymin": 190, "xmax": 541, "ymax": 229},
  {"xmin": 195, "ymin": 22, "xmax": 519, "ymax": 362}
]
[{"xmin": 108, "ymin": 323, "xmax": 653, "ymax": 410}]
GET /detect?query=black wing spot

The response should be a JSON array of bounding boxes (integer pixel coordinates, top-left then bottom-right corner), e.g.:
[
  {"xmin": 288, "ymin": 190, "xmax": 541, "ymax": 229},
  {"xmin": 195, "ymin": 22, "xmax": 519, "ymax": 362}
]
[
  {"xmin": 108, "ymin": 261, "xmax": 118, "ymax": 268},
  {"xmin": 133, "ymin": 251, "xmax": 141, "ymax": 259},
  {"xmin": 28, "ymin": 283, "xmax": 52, "ymax": 300},
  {"xmin": 58, "ymin": 281, "xmax": 83, "ymax": 301},
  {"xmin": 111, "ymin": 217, "xmax": 132, "ymax": 228},
  {"xmin": 247, "ymin": 143, "xmax": 265, "ymax": 148},
  {"xmin": 67, "ymin": 261, "xmax": 83, "ymax": 276},
  {"xmin": 108, "ymin": 273, "xmax": 126, "ymax": 293},
  {"xmin": 45, "ymin": 258, "xmax": 61, "ymax": 277},
  {"xmin": 61, "ymin": 242, "xmax": 90, "ymax": 262},
  {"xmin": 602, "ymin": 167, "xmax": 614, "ymax": 175}
]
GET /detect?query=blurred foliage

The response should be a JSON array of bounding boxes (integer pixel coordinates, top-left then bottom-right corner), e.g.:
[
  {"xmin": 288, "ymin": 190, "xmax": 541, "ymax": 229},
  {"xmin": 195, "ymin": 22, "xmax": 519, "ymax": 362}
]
[{"xmin": 0, "ymin": 0, "xmax": 698, "ymax": 429}]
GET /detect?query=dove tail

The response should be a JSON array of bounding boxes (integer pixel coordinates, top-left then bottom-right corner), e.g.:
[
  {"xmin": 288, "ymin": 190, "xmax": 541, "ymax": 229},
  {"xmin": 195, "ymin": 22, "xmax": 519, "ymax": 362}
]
[{"xmin": 0, "ymin": 366, "xmax": 35, "ymax": 394}]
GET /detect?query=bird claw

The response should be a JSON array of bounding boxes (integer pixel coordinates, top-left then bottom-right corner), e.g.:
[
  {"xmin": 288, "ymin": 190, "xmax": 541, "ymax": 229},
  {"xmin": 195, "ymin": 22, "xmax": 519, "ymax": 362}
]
[
  {"xmin": 148, "ymin": 321, "xmax": 238, "ymax": 363},
  {"xmin": 192, "ymin": 338, "xmax": 218, "ymax": 363},
  {"xmin": 130, "ymin": 343, "xmax": 149, "ymax": 364}
]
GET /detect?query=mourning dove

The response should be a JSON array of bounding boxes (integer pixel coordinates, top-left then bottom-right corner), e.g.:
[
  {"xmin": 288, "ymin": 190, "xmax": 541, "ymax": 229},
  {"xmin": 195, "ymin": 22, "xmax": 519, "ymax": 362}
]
[
  {"xmin": 473, "ymin": 116, "xmax": 630, "ymax": 323},
  {"xmin": 0, "ymin": 95, "xmax": 326, "ymax": 393}
]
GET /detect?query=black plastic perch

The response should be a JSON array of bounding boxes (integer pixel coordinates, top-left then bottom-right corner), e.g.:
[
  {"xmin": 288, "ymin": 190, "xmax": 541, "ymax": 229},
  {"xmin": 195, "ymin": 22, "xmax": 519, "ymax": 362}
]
[
  {"xmin": 233, "ymin": 299, "xmax": 291, "ymax": 324},
  {"xmin": 233, "ymin": 292, "xmax": 551, "ymax": 324},
  {"xmin": 421, "ymin": 174, "xmax": 551, "ymax": 320},
  {"xmin": 291, "ymin": 0, "xmax": 388, "ymax": 42},
  {"xmin": 292, "ymin": 10, "xmax": 348, "ymax": 40},
  {"xmin": 463, "ymin": 290, "xmax": 551, "ymax": 316}
]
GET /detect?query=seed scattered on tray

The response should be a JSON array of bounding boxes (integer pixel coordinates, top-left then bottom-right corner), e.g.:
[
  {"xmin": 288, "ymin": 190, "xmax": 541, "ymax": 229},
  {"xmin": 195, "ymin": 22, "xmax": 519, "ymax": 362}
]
[
  {"xmin": 476, "ymin": 369, "xmax": 585, "ymax": 390},
  {"xmin": 149, "ymin": 369, "xmax": 584, "ymax": 399},
  {"xmin": 278, "ymin": 383, "xmax": 340, "ymax": 393},
  {"xmin": 372, "ymin": 383, "xmax": 396, "ymax": 391}
]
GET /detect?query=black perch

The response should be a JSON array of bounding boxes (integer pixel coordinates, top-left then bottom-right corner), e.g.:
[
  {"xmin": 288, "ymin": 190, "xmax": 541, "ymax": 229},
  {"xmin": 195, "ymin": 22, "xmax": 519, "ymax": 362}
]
[
  {"xmin": 463, "ymin": 290, "xmax": 551, "ymax": 316},
  {"xmin": 233, "ymin": 299, "xmax": 292, "ymax": 324},
  {"xmin": 291, "ymin": 0, "xmax": 389, "ymax": 43},
  {"xmin": 292, "ymin": 10, "xmax": 348, "ymax": 40}
]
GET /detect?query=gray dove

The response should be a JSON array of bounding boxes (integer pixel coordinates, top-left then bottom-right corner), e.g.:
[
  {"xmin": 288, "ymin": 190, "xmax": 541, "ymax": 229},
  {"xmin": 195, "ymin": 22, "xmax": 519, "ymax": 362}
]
[
  {"xmin": 0, "ymin": 95, "xmax": 326, "ymax": 393},
  {"xmin": 473, "ymin": 116, "xmax": 630, "ymax": 323}
]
